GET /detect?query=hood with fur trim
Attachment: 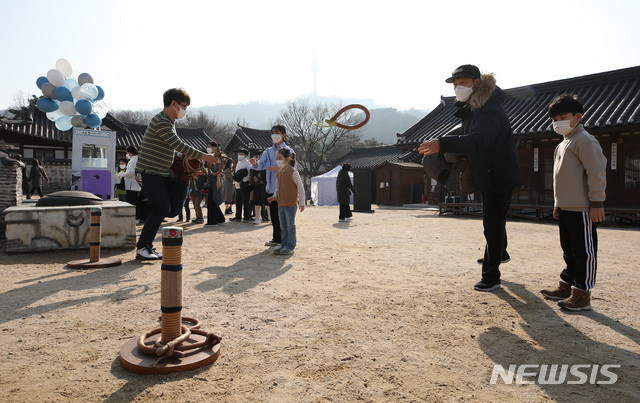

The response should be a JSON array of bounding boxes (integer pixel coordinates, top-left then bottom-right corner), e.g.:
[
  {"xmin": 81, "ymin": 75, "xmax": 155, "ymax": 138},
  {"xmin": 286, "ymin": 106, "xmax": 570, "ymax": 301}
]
[{"xmin": 467, "ymin": 73, "xmax": 497, "ymax": 111}]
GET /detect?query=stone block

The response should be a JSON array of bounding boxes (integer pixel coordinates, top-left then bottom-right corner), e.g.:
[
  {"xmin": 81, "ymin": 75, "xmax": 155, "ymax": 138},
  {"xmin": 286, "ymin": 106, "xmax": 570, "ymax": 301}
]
[{"xmin": 4, "ymin": 200, "xmax": 135, "ymax": 253}]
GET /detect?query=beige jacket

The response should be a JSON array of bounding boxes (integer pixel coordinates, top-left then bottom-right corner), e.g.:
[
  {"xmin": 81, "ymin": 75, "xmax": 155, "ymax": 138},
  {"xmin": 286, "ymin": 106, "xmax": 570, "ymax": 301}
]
[{"xmin": 553, "ymin": 124, "xmax": 606, "ymax": 212}]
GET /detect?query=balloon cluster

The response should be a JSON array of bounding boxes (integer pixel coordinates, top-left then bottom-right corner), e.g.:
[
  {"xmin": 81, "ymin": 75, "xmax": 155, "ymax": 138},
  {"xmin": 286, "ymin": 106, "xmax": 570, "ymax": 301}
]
[{"xmin": 35, "ymin": 58, "xmax": 109, "ymax": 131}]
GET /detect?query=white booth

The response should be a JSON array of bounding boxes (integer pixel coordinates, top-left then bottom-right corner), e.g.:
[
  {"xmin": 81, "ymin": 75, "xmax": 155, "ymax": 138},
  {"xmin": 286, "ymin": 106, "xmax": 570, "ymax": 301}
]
[
  {"xmin": 310, "ymin": 166, "xmax": 354, "ymax": 206},
  {"xmin": 71, "ymin": 128, "xmax": 117, "ymax": 200}
]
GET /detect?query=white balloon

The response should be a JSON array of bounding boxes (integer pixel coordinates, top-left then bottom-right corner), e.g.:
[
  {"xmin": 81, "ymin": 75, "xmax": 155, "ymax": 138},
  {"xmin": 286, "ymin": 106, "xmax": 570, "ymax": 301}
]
[
  {"xmin": 46, "ymin": 110, "xmax": 64, "ymax": 122},
  {"xmin": 55, "ymin": 59, "xmax": 73, "ymax": 77},
  {"xmin": 46, "ymin": 69, "xmax": 65, "ymax": 87},
  {"xmin": 59, "ymin": 100, "xmax": 77, "ymax": 116},
  {"xmin": 71, "ymin": 86, "xmax": 83, "ymax": 100},
  {"xmin": 92, "ymin": 100, "xmax": 109, "ymax": 119},
  {"xmin": 80, "ymin": 83, "xmax": 99, "ymax": 100}
]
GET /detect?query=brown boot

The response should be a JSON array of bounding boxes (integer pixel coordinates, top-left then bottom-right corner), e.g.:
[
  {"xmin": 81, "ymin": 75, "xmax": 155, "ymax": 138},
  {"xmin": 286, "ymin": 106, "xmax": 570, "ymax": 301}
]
[
  {"xmin": 558, "ymin": 287, "xmax": 592, "ymax": 311},
  {"xmin": 541, "ymin": 280, "xmax": 571, "ymax": 300}
]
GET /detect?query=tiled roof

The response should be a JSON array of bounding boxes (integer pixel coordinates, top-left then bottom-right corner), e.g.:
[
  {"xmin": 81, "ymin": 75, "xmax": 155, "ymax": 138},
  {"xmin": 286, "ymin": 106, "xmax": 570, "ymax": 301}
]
[
  {"xmin": 121, "ymin": 123, "xmax": 211, "ymax": 152},
  {"xmin": 1, "ymin": 108, "xmax": 73, "ymax": 146},
  {"xmin": 1, "ymin": 107, "xmax": 211, "ymax": 152},
  {"xmin": 234, "ymin": 125, "xmax": 273, "ymax": 150},
  {"xmin": 330, "ymin": 145, "xmax": 406, "ymax": 170},
  {"xmin": 398, "ymin": 65, "xmax": 640, "ymax": 145}
]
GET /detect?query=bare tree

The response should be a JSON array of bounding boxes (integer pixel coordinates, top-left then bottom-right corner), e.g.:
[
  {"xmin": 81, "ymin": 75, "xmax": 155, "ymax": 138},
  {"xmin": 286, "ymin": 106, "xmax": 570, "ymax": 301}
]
[
  {"xmin": 177, "ymin": 110, "xmax": 235, "ymax": 148},
  {"xmin": 277, "ymin": 98, "xmax": 363, "ymax": 178},
  {"xmin": 110, "ymin": 110, "xmax": 154, "ymax": 125},
  {"xmin": 11, "ymin": 91, "xmax": 33, "ymax": 109}
]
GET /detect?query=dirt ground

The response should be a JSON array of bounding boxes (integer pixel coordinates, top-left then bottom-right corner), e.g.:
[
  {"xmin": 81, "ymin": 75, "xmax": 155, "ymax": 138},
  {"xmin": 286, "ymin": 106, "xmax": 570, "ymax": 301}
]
[{"xmin": 1, "ymin": 205, "xmax": 639, "ymax": 402}]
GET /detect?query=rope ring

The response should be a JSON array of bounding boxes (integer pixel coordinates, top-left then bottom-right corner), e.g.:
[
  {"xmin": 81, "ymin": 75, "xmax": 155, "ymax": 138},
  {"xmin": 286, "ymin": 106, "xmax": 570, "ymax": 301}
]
[{"xmin": 326, "ymin": 104, "xmax": 370, "ymax": 130}]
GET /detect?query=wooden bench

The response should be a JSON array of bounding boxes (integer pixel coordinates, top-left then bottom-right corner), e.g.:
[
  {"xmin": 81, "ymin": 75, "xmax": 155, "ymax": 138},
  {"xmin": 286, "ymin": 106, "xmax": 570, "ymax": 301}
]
[
  {"xmin": 607, "ymin": 208, "xmax": 640, "ymax": 226},
  {"xmin": 438, "ymin": 202, "xmax": 482, "ymax": 216},
  {"xmin": 439, "ymin": 203, "xmax": 553, "ymax": 222},
  {"xmin": 439, "ymin": 203, "xmax": 640, "ymax": 226}
]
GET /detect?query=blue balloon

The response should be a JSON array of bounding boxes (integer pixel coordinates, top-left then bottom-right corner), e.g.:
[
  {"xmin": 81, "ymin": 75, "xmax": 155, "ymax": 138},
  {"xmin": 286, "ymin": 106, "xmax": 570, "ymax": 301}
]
[
  {"xmin": 94, "ymin": 85, "xmax": 105, "ymax": 101},
  {"xmin": 75, "ymin": 99, "xmax": 93, "ymax": 115},
  {"xmin": 55, "ymin": 116, "xmax": 73, "ymax": 131},
  {"xmin": 53, "ymin": 86, "xmax": 73, "ymax": 102},
  {"xmin": 36, "ymin": 76, "xmax": 49, "ymax": 89},
  {"xmin": 85, "ymin": 113, "xmax": 102, "ymax": 128},
  {"xmin": 36, "ymin": 97, "xmax": 59, "ymax": 113}
]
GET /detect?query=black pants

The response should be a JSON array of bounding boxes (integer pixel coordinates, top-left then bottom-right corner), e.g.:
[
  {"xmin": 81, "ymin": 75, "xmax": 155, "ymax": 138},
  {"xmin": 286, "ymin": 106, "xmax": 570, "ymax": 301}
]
[
  {"xmin": 267, "ymin": 193, "xmax": 281, "ymax": 243},
  {"xmin": 125, "ymin": 190, "xmax": 142, "ymax": 220},
  {"xmin": 235, "ymin": 182, "xmax": 252, "ymax": 220},
  {"xmin": 207, "ymin": 190, "xmax": 225, "ymax": 224},
  {"xmin": 480, "ymin": 190, "xmax": 512, "ymax": 284},
  {"xmin": 136, "ymin": 174, "xmax": 188, "ymax": 249},
  {"xmin": 30, "ymin": 187, "xmax": 44, "ymax": 197},
  {"xmin": 22, "ymin": 181, "xmax": 30, "ymax": 199},
  {"xmin": 558, "ymin": 209, "xmax": 597, "ymax": 291},
  {"xmin": 339, "ymin": 203, "xmax": 353, "ymax": 219}
]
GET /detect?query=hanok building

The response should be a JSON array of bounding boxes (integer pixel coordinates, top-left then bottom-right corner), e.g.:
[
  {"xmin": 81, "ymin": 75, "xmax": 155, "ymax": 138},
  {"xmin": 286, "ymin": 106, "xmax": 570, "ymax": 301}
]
[
  {"xmin": 397, "ymin": 66, "xmax": 640, "ymax": 222},
  {"xmin": 331, "ymin": 145, "xmax": 422, "ymax": 206},
  {"xmin": 0, "ymin": 107, "xmax": 212, "ymax": 192}
]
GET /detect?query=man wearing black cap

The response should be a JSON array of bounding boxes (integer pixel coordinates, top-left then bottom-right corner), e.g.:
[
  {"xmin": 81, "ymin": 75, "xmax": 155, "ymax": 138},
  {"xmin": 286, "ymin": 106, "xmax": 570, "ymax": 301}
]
[{"xmin": 419, "ymin": 64, "xmax": 522, "ymax": 292}]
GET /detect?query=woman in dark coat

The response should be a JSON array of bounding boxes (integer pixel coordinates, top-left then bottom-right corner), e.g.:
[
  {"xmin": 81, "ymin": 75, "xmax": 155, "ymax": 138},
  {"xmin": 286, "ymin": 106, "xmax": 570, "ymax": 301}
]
[
  {"xmin": 28, "ymin": 158, "xmax": 50, "ymax": 197},
  {"xmin": 336, "ymin": 163, "xmax": 357, "ymax": 221}
]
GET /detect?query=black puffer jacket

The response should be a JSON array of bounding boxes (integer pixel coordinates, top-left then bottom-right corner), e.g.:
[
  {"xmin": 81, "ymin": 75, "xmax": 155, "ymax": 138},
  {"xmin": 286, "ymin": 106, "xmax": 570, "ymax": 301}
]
[{"xmin": 439, "ymin": 73, "xmax": 522, "ymax": 193}]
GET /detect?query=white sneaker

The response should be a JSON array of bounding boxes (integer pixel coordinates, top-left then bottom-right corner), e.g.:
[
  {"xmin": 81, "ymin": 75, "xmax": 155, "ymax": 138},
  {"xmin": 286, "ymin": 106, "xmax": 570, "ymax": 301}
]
[
  {"xmin": 339, "ymin": 219, "xmax": 348, "ymax": 222},
  {"xmin": 253, "ymin": 218, "xmax": 260, "ymax": 225},
  {"xmin": 346, "ymin": 217, "xmax": 353, "ymax": 221},
  {"xmin": 136, "ymin": 246, "xmax": 160, "ymax": 260}
]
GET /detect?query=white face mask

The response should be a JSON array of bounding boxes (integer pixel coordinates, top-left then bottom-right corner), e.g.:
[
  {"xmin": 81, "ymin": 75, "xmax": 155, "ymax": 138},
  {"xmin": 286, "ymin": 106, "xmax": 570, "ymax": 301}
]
[
  {"xmin": 276, "ymin": 160, "xmax": 285, "ymax": 168},
  {"xmin": 238, "ymin": 155, "xmax": 246, "ymax": 161},
  {"xmin": 454, "ymin": 85, "xmax": 474, "ymax": 102},
  {"xmin": 119, "ymin": 164, "xmax": 126, "ymax": 169},
  {"xmin": 553, "ymin": 120, "xmax": 573, "ymax": 135},
  {"xmin": 126, "ymin": 154, "xmax": 131, "ymax": 160},
  {"xmin": 177, "ymin": 105, "xmax": 187, "ymax": 120},
  {"xmin": 271, "ymin": 134, "xmax": 283, "ymax": 144},
  {"xmin": 206, "ymin": 147, "xmax": 213, "ymax": 153}
]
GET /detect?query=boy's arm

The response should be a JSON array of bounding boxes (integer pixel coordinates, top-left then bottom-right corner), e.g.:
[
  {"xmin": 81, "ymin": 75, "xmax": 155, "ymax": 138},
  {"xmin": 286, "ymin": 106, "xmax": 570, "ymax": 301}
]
[{"xmin": 578, "ymin": 137, "xmax": 607, "ymax": 221}]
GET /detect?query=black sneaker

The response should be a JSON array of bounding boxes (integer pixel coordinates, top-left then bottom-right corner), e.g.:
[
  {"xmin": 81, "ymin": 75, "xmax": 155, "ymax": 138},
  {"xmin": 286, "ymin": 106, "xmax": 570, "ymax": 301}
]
[
  {"xmin": 230, "ymin": 217, "xmax": 241, "ymax": 222},
  {"xmin": 477, "ymin": 254, "xmax": 511, "ymax": 265},
  {"xmin": 474, "ymin": 280, "xmax": 501, "ymax": 292}
]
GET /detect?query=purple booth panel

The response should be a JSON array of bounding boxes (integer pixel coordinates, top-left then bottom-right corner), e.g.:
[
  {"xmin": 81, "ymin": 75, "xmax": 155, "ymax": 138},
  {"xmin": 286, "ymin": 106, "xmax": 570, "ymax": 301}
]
[{"xmin": 81, "ymin": 169, "xmax": 112, "ymax": 200}]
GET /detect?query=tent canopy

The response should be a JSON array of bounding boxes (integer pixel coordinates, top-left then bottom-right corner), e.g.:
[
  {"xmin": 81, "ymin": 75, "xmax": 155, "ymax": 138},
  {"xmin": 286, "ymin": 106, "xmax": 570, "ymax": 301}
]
[{"xmin": 310, "ymin": 166, "xmax": 354, "ymax": 206}]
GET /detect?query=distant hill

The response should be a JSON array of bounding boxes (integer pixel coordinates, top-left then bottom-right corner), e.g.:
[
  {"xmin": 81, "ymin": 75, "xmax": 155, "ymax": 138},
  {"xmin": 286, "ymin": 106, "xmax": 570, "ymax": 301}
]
[{"xmin": 195, "ymin": 97, "xmax": 428, "ymax": 145}]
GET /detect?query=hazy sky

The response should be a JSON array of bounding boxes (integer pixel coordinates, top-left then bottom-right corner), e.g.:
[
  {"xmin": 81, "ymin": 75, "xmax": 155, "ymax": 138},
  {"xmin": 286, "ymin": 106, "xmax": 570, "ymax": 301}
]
[{"xmin": 1, "ymin": 0, "xmax": 639, "ymax": 113}]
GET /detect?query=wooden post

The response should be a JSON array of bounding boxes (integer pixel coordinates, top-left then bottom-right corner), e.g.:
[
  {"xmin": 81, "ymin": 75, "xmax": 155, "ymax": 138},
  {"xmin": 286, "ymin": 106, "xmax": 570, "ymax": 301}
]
[
  {"xmin": 89, "ymin": 207, "xmax": 101, "ymax": 262},
  {"xmin": 160, "ymin": 227, "xmax": 183, "ymax": 344}
]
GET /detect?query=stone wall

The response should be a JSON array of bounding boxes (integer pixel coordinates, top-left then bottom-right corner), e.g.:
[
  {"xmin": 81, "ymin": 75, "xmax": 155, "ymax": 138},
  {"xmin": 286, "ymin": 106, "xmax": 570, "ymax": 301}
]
[
  {"xmin": 0, "ymin": 165, "xmax": 22, "ymax": 238},
  {"xmin": 25, "ymin": 161, "xmax": 72, "ymax": 194}
]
